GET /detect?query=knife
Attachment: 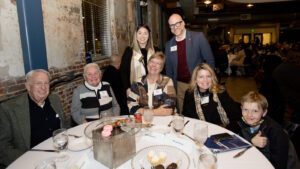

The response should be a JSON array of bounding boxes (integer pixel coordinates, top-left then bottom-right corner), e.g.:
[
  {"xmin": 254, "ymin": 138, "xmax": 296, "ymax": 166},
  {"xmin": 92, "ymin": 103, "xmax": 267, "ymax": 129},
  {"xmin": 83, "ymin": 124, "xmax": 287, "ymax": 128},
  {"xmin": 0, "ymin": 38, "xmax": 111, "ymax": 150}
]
[
  {"xmin": 233, "ymin": 146, "xmax": 252, "ymax": 158},
  {"xmin": 30, "ymin": 149, "xmax": 58, "ymax": 153}
]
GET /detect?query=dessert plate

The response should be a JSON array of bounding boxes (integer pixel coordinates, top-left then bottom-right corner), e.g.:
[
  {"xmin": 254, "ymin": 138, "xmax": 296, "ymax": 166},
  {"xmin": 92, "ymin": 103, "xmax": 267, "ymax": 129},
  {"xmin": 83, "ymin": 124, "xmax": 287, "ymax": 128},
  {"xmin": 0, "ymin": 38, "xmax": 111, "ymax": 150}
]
[{"xmin": 131, "ymin": 145, "xmax": 190, "ymax": 169}]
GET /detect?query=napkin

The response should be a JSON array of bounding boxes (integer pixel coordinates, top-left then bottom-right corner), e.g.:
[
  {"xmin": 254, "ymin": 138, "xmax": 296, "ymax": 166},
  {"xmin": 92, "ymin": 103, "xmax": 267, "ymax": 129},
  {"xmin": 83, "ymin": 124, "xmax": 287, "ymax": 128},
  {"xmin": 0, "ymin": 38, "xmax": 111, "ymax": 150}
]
[{"xmin": 205, "ymin": 133, "xmax": 251, "ymax": 153}]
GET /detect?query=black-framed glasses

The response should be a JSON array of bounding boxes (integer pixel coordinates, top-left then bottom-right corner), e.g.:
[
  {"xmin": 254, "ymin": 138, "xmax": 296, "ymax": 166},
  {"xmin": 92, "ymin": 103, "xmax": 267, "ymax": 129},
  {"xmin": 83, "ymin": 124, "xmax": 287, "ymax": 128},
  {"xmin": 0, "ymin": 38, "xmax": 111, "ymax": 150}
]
[{"xmin": 169, "ymin": 21, "xmax": 183, "ymax": 29}]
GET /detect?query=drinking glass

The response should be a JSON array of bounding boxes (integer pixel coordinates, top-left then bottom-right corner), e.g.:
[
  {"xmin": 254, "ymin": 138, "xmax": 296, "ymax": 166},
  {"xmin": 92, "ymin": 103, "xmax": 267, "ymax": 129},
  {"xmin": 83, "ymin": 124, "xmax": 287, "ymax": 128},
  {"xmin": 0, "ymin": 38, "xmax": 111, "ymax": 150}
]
[
  {"xmin": 143, "ymin": 109, "xmax": 154, "ymax": 128},
  {"xmin": 172, "ymin": 115, "xmax": 184, "ymax": 134},
  {"xmin": 100, "ymin": 111, "xmax": 113, "ymax": 123},
  {"xmin": 193, "ymin": 123, "xmax": 208, "ymax": 151},
  {"xmin": 52, "ymin": 128, "xmax": 69, "ymax": 162},
  {"xmin": 197, "ymin": 153, "xmax": 217, "ymax": 169},
  {"xmin": 35, "ymin": 158, "xmax": 56, "ymax": 169}
]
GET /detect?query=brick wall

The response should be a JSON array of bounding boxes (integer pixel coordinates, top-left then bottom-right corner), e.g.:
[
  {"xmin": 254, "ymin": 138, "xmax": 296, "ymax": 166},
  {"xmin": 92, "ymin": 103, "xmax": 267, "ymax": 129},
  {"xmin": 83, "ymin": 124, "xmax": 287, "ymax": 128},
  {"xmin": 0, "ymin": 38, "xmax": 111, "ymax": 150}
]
[{"xmin": 0, "ymin": 58, "xmax": 111, "ymax": 122}]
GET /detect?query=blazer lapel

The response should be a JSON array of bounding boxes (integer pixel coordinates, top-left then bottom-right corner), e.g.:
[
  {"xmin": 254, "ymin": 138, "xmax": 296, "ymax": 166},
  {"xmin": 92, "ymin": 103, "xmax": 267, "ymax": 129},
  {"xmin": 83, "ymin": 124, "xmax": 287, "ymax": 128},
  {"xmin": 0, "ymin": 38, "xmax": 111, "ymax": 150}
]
[
  {"xmin": 185, "ymin": 30, "xmax": 193, "ymax": 73},
  {"xmin": 15, "ymin": 94, "xmax": 31, "ymax": 149}
]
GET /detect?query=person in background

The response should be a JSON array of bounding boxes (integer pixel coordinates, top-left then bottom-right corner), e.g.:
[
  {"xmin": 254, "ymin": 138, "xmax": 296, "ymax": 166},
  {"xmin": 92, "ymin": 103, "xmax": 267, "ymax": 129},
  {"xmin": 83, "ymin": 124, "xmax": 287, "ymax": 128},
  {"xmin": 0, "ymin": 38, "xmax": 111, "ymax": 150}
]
[
  {"xmin": 182, "ymin": 63, "xmax": 241, "ymax": 129},
  {"xmin": 231, "ymin": 91, "xmax": 299, "ymax": 169},
  {"xmin": 273, "ymin": 49, "xmax": 300, "ymax": 157},
  {"xmin": 165, "ymin": 13, "xmax": 215, "ymax": 113},
  {"xmin": 0, "ymin": 69, "xmax": 69, "ymax": 168},
  {"xmin": 71, "ymin": 63, "xmax": 120, "ymax": 124},
  {"xmin": 102, "ymin": 55, "xmax": 129, "ymax": 115},
  {"xmin": 128, "ymin": 52, "xmax": 176, "ymax": 115},
  {"xmin": 120, "ymin": 24, "xmax": 159, "ymax": 95}
]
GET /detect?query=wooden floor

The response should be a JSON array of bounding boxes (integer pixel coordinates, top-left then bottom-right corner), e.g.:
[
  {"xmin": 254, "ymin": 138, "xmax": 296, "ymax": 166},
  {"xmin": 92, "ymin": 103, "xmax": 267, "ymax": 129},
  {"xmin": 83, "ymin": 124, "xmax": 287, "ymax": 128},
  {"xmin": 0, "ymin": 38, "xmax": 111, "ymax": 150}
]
[{"xmin": 223, "ymin": 76, "xmax": 258, "ymax": 102}]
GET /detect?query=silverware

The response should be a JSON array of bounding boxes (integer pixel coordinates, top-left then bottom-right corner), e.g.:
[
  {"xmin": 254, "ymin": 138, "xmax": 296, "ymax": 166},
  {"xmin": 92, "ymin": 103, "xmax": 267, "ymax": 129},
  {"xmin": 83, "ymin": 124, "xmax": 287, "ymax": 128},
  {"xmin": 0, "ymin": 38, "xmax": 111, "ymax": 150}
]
[
  {"xmin": 167, "ymin": 120, "xmax": 173, "ymax": 127},
  {"xmin": 182, "ymin": 132, "xmax": 196, "ymax": 142},
  {"xmin": 183, "ymin": 120, "xmax": 190, "ymax": 127},
  {"xmin": 30, "ymin": 149, "xmax": 58, "ymax": 153},
  {"xmin": 68, "ymin": 134, "xmax": 82, "ymax": 138},
  {"xmin": 233, "ymin": 146, "xmax": 252, "ymax": 158}
]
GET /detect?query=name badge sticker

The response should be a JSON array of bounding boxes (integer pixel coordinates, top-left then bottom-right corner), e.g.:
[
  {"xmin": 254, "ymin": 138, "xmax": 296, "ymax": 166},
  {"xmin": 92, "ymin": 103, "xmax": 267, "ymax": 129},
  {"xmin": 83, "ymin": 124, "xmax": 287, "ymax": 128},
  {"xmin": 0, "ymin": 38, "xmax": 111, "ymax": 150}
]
[
  {"xmin": 170, "ymin": 46, "xmax": 177, "ymax": 52},
  {"xmin": 100, "ymin": 91, "xmax": 109, "ymax": 98},
  {"xmin": 201, "ymin": 96, "xmax": 209, "ymax": 105},
  {"xmin": 153, "ymin": 89, "xmax": 163, "ymax": 96}
]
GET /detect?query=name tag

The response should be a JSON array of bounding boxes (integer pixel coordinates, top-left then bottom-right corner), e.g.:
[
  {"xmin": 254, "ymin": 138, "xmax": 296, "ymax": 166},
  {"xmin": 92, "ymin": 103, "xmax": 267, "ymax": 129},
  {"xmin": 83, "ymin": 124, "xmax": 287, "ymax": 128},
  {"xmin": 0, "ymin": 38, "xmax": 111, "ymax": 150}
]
[
  {"xmin": 201, "ymin": 96, "xmax": 209, "ymax": 105},
  {"xmin": 170, "ymin": 45, "xmax": 177, "ymax": 52},
  {"xmin": 153, "ymin": 89, "xmax": 163, "ymax": 96},
  {"xmin": 55, "ymin": 114, "xmax": 59, "ymax": 118},
  {"xmin": 100, "ymin": 91, "xmax": 109, "ymax": 98}
]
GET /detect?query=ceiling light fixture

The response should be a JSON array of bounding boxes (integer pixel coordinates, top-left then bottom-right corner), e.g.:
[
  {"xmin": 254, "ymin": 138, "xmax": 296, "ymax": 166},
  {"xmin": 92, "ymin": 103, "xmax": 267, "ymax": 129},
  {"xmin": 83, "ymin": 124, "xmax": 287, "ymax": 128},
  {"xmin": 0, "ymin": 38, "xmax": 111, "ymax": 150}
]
[
  {"xmin": 247, "ymin": 3, "xmax": 254, "ymax": 8},
  {"xmin": 204, "ymin": 0, "xmax": 212, "ymax": 5}
]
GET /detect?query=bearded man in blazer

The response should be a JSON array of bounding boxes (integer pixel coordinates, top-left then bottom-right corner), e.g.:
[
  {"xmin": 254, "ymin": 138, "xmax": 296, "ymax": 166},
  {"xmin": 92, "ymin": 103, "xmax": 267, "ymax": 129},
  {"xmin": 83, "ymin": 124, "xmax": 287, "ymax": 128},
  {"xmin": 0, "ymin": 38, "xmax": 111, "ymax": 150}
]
[
  {"xmin": 165, "ymin": 13, "xmax": 215, "ymax": 113},
  {"xmin": 0, "ymin": 69, "xmax": 69, "ymax": 168}
]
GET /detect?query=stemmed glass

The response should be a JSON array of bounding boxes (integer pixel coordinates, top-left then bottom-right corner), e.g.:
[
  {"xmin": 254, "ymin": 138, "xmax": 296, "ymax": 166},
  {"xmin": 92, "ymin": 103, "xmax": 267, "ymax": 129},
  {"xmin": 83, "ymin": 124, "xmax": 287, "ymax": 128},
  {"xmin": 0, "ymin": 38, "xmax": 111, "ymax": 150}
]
[
  {"xmin": 193, "ymin": 123, "xmax": 208, "ymax": 152},
  {"xmin": 142, "ymin": 109, "xmax": 154, "ymax": 133},
  {"xmin": 172, "ymin": 115, "xmax": 184, "ymax": 134},
  {"xmin": 52, "ymin": 128, "xmax": 69, "ymax": 162}
]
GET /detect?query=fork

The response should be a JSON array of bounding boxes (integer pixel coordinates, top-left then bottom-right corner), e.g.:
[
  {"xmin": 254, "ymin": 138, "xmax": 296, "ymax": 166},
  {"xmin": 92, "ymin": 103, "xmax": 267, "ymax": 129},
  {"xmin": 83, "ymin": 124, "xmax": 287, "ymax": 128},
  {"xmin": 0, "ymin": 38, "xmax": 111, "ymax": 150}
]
[{"xmin": 68, "ymin": 134, "xmax": 82, "ymax": 138}]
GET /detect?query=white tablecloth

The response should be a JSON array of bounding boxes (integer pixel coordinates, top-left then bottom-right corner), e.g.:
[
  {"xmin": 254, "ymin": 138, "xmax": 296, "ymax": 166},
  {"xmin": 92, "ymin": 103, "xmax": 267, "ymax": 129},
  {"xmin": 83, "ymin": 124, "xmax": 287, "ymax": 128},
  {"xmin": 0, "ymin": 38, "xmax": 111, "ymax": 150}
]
[{"xmin": 7, "ymin": 116, "xmax": 274, "ymax": 169}]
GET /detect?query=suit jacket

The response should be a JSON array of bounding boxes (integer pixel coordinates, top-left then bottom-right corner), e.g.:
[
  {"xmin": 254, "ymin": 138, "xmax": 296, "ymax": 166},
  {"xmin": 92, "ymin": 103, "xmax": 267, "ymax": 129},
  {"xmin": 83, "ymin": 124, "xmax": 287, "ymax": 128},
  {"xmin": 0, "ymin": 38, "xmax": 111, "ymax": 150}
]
[
  {"xmin": 165, "ymin": 30, "xmax": 215, "ymax": 86},
  {"xmin": 0, "ymin": 93, "xmax": 69, "ymax": 167}
]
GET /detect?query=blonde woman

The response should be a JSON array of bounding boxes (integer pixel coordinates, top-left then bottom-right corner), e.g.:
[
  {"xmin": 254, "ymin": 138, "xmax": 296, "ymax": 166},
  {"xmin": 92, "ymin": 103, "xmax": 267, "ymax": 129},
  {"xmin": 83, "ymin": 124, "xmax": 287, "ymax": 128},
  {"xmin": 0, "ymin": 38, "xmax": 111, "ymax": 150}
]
[
  {"xmin": 182, "ymin": 63, "xmax": 240, "ymax": 128},
  {"xmin": 120, "ymin": 25, "xmax": 159, "ymax": 94}
]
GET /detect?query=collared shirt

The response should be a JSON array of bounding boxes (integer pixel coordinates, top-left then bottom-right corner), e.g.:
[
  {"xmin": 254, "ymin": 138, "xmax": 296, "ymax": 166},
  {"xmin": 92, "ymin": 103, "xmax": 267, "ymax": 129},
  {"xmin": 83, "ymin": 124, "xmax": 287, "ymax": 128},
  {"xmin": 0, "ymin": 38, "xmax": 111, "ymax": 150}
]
[{"xmin": 29, "ymin": 95, "xmax": 60, "ymax": 148}]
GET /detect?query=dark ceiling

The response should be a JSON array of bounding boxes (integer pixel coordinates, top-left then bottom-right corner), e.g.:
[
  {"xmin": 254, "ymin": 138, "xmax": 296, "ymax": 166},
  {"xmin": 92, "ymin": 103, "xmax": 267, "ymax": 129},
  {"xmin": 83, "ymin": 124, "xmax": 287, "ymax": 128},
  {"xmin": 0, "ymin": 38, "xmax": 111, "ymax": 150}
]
[{"xmin": 159, "ymin": 0, "xmax": 300, "ymax": 25}]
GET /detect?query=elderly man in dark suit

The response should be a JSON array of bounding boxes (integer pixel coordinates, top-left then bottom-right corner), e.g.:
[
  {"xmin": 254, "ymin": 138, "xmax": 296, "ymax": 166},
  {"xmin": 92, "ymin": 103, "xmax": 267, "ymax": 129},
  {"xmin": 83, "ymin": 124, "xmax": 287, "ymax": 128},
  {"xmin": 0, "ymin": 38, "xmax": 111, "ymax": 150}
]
[
  {"xmin": 165, "ymin": 13, "xmax": 215, "ymax": 113},
  {"xmin": 0, "ymin": 69, "xmax": 69, "ymax": 168}
]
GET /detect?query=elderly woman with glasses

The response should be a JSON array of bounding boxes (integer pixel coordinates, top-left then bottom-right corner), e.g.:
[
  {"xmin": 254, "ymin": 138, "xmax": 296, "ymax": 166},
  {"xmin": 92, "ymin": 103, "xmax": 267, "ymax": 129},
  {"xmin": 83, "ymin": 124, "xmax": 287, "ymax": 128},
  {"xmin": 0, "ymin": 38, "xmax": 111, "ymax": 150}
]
[
  {"xmin": 182, "ymin": 63, "xmax": 241, "ymax": 129},
  {"xmin": 127, "ymin": 52, "xmax": 176, "ymax": 116}
]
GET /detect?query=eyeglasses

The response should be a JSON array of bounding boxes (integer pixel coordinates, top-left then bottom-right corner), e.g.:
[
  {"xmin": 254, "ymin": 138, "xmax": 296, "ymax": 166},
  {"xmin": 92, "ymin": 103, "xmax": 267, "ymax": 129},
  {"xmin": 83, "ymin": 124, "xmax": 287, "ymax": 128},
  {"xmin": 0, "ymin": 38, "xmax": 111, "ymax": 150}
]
[{"xmin": 169, "ymin": 21, "xmax": 183, "ymax": 29}]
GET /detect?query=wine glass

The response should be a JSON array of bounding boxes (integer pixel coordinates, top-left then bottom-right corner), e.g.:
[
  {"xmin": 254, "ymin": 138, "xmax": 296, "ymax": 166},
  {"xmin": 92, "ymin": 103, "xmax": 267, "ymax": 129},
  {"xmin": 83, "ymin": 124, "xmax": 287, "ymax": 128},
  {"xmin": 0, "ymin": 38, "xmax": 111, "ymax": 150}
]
[
  {"xmin": 193, "ymin": 123, "xmax": 208, "ymax": 152},
  {"xmin": 172, "ymin": 115, "xmax": 184, "ymax": 134},
  {"xmin": 52, "ymin": 128, "xmax": 69, "ymax": 162}
]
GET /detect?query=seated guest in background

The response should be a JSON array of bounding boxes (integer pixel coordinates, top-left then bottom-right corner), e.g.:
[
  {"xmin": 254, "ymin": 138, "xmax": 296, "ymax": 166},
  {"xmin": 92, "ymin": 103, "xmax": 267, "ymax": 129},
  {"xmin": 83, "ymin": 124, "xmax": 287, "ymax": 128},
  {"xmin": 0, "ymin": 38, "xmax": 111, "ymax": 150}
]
[
  {"xmin": 0, "ymin": 69, "xmax": 69, "ymax": 168},
  {"xmin": 128, "ymin": 52, "xmax": 176, "ymax": 115},
  {"xmin": 182, "ymin": 63, "xmax": 241, "ymax": 129},
  {"xmin": 71, "ymin": 63, "xmax": 120, "ymax": 124},
  {"xmin": 102, "ymin": 55, "xmax": 129, "ymax": 115},
  {"xmin": 231, "ymin": 91, "xmax": 297, "ymax": 169}
]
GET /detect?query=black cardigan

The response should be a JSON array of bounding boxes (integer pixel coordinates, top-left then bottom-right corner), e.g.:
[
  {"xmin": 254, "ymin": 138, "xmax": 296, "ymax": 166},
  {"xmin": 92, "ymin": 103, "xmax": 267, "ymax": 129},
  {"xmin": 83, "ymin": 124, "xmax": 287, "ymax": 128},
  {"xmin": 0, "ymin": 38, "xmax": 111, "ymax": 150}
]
[{"xmin": 182, "ymin": 90, "xmax": 241, "ymax": 129}]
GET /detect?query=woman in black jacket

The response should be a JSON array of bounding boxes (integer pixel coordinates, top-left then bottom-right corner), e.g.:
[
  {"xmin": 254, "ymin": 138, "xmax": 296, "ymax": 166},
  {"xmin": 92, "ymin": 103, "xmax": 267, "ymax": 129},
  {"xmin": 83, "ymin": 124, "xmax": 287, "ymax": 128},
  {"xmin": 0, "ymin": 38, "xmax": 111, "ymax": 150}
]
[{"xmin": 182, "ymin": 63, "xmax": 241, "ymax": 129}]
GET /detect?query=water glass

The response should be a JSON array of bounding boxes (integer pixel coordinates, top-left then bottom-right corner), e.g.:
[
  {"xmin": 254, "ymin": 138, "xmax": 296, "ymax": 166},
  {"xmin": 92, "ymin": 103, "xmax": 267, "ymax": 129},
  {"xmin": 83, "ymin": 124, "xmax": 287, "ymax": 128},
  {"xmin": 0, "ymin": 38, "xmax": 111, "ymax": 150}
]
[
  {"xmin": 198, "ymin": 153, "xmax": 217, "ymax": 169},
  {"xmin": 172, "ymin": 115, "xmax": 184, "ymax": 133},
  {"xmin": 52, "ymin": 128, "xmax": 69, "ymax": 161},
  {"xmin": 35, "ymin": 159, "xmax": 56, "ymax": 169},
  {"xmin": 100, "ymin": 111, "xmax": 113, "ymax": 123},
  {"xmin": 193, "ymin": 123, "xmax": 208, "ymax": 150},
  {"xmin": 143, "ymin": 109, "xmax": 154, "ymax": 128}
]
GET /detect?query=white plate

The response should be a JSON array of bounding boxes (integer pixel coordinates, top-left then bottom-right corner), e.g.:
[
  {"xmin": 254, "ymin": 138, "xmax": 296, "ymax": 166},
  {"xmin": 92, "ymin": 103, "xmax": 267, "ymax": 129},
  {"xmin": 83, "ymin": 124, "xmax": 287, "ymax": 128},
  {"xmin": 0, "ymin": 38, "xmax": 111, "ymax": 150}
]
[
  {"xmin": 131, "ymin": 145, "xmax": 190, "ymax": 169},
  {"xmin": 68, "ymin": 137, "xmax": 92, "ymax": 151},
  {"xmin": 150, "ymin": 125, "xmax": 171, "ymax": 134}
]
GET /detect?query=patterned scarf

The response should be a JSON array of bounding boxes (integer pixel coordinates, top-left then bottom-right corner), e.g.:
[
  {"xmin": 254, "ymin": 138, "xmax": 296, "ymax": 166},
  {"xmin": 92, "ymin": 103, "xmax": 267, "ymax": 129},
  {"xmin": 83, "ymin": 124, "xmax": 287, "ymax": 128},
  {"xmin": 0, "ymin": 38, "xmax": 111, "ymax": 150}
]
[{"xmin": 193, "ymin": 88, "xmax": 230, "ymax": 126}]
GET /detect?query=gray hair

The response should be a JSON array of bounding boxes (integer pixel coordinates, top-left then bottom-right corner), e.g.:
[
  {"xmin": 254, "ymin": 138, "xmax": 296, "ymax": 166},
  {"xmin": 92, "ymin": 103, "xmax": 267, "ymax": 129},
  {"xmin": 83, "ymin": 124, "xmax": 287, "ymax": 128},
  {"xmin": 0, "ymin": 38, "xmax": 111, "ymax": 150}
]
[
  {"xmin": 25, "ymin": 69, "xmax": 51, "ymax": 82},
  {"xmin": 83, "ymin": 63, "xmax": 102, "ymax": 77}
]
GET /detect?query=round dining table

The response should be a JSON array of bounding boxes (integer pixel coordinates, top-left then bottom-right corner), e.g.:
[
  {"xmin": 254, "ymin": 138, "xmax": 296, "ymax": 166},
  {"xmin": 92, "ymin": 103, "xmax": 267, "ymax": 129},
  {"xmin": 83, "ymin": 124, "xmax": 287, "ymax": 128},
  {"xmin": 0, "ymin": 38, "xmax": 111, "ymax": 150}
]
[{"xmin": 7, "ymin": 116, "xmax": 274, "ymax": 169}]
